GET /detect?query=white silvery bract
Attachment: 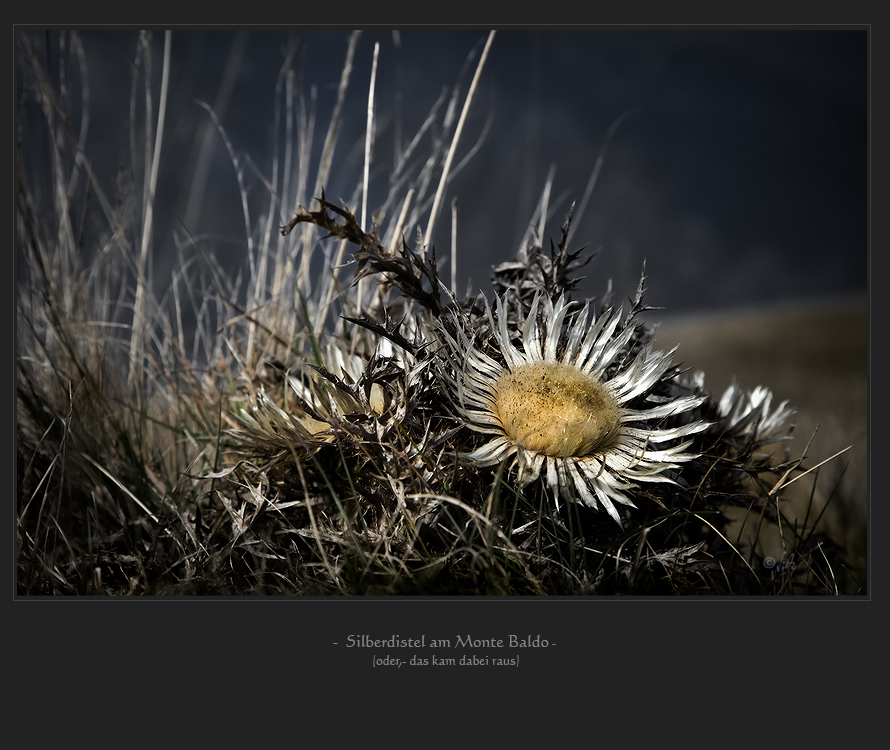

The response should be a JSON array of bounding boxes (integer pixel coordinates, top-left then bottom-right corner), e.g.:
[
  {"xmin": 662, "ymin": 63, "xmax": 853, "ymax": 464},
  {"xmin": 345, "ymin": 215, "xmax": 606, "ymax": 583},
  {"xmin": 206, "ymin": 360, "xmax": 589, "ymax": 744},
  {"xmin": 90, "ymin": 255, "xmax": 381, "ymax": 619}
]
[
  {"xmin": 716, "ymin": 382, "xmax": 795, "ymax": 445},
  {"xmin": 431, "ymin": 293, "xmax": 711, "ymax": 524}
]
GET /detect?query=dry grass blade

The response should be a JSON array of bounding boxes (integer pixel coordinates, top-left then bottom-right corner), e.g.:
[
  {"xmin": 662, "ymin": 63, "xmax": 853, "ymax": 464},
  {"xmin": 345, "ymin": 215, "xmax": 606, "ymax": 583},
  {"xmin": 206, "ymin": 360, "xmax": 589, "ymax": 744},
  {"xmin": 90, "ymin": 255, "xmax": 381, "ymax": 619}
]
[{"xmin": 424, "ymin": 30, "xmax": 496, "ymax": 254}]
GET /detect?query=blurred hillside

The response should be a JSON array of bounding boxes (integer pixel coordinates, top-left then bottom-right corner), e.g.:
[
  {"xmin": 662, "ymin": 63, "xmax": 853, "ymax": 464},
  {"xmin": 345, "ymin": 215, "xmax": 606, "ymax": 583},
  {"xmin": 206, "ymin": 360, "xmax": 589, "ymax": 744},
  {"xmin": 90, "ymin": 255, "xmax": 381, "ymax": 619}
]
[{"xmin": 651, "ymin": 297, "xmax": 868, "ymax": 588}]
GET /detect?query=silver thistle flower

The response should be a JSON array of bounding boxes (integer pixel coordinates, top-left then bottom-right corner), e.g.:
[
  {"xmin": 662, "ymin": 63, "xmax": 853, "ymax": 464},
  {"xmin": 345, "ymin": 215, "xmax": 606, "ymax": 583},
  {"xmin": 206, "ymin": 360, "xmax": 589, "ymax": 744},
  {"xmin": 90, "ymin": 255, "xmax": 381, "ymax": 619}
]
[{"xmin": 432, "ymin": 292, "xmax": 710, "ymax": 524}]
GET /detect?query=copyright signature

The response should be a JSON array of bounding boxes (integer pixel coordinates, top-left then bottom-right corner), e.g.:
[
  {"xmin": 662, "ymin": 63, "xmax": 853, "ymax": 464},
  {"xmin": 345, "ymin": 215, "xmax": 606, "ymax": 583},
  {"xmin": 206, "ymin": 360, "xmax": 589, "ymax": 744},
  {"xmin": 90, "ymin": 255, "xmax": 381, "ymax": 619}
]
[{"xmin": 763, "ymin": 552, "xmax": 796, "ymax": 580}]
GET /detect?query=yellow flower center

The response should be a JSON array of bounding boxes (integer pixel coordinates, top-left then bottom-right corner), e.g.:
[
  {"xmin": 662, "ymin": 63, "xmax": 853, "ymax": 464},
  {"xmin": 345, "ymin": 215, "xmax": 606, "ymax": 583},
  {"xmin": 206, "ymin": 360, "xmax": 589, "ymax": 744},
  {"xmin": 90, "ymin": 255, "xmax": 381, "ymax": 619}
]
[{"xmin": 493, "ymin": 362, "xmax": 623, "ymax": 458}]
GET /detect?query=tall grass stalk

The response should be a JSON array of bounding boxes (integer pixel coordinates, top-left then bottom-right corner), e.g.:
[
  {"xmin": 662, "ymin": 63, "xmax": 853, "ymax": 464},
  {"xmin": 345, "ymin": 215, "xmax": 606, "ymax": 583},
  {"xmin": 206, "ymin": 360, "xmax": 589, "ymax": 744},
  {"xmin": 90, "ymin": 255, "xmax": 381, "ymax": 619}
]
[{"xmin": 424, "ymin": 29, "xmax": 495, "ymax": 256}]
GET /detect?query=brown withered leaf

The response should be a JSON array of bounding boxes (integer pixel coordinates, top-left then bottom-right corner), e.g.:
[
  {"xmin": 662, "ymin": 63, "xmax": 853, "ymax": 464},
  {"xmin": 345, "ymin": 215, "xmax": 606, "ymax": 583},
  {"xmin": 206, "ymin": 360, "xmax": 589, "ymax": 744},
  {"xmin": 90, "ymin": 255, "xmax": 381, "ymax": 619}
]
[{"xmin": 282, "ymin": 193, "xmax": 443, "ymax": 315}]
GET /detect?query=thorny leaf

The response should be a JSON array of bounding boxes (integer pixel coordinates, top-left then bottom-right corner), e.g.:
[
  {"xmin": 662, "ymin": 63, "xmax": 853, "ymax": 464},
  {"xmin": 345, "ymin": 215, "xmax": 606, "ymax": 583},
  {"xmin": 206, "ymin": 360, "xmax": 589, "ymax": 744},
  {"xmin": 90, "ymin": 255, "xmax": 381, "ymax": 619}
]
[
  {"xmin": 341, "ymin": 310, "xmax": 428, "ymax": 356},
  {"xmin": 282, "ymin": 193, "xmax": 444, "ymax": 315}
]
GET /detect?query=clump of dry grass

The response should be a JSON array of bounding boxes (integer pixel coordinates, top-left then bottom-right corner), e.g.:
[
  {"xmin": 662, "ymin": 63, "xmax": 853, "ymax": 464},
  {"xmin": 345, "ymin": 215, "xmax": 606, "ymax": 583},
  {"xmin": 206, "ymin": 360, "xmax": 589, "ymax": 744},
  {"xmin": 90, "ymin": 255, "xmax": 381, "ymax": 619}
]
[{"xmin": 16, "ymin": 30, "xmax": 862, "ymax": 596}]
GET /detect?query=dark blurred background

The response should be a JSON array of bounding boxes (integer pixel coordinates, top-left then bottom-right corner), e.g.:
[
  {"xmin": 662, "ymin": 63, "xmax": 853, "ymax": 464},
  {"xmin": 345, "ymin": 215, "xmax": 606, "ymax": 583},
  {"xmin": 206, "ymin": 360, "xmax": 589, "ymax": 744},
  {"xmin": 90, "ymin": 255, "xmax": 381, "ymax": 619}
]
[{"xmin": 19, "ymin": 28, "xmax": 867, "ymax": 316}]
